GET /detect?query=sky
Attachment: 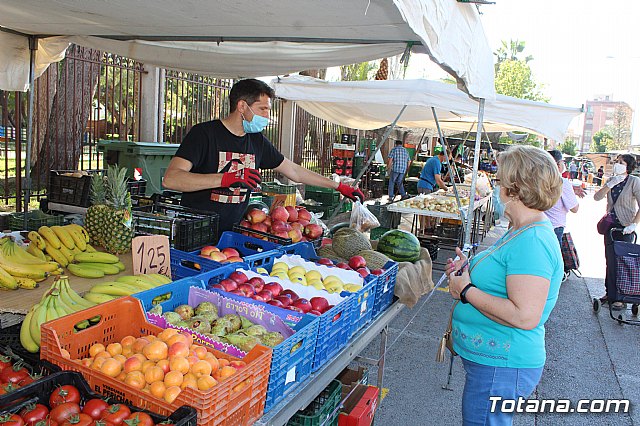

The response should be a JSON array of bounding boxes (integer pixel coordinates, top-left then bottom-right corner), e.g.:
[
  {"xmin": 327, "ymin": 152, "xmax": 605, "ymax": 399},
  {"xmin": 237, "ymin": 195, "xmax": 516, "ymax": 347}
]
[{"xmin": 402, "ymin": 0, "xmax": 640, "ymax": 145}]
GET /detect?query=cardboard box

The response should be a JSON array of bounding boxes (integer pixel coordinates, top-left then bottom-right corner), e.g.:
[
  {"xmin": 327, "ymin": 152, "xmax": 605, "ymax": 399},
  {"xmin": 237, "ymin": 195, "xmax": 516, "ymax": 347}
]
[
  {"xmin": 338, "ymin": 367, "xmax": 368, "ymax": 401},
  {"xmin": 338, "ymin": 385, "xmax": 379, "ymax": 426}
]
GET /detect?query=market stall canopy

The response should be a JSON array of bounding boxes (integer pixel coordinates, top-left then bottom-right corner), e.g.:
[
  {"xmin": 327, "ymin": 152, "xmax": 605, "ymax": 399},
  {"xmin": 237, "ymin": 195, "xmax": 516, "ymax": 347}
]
[
  {"xmin": 273, "ymin": 76, "xmax": 583, "ymax": 142},
  {"xmin": 0, "ymin": 0, "xmax": 495, "ymax": 99}
]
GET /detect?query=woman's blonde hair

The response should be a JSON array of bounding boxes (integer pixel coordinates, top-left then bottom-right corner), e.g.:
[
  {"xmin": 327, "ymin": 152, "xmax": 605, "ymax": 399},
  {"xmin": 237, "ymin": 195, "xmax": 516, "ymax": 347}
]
[{"xmin": 496, "ymin": 145, "xmax": 562, "ymax": 211}]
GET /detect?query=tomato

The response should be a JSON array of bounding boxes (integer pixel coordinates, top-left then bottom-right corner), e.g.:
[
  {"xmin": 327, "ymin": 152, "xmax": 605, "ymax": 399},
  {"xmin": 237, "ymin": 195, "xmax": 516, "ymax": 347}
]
[
  {"xmin": 49, "ymin": 403, "xmax": 81, "ymax": 424},
  {"xmin": 82, "ymin": 399, "xmax": 109, "ymax": 420},
  {"xmin": 0, "ymin": 382, "xmax": 19, "ymax": 395},
  {"xmin": 17, "ymin": 373, "xmax": 39, "ymax": 387},
  {"xmin": 0, "ymin": 355, "xmax": 12, "ymax": 372},
  {"xmin": 122, "ymin": 413, "xmax": 154, "ymax": 426},
  {"xmin": 34, "ymin": 420, "xmax": 58, "ymax": 426},
  {"xmin": 91, "ymin": 421, "xmax": 115, "ymax": 426},
  {"xmin": 0, "ymin": 363, "xmax": 30, "ymax": 384},
  {"xmin": 101, "ymin": 405, "xmax": 131, "ymax": 425},
  {"xmin": 49, "ymin": 385, "xmax": 81, "ymax": 407},
  {"xmin": 19, "ymin": 404, "xmax": 49, "ymax": 426},
  {"xmin": 60, "ymin": 414, "xmax": 93, "ymax": 426},
  {"xmin": 0, "ymin": 414, "xmax": 24, "ymax": 426}
]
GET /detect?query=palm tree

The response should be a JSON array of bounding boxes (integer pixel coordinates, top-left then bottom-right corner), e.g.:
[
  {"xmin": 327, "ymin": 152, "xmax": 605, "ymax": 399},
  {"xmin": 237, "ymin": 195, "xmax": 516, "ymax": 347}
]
[{"xmin": 494, "ymin": 39, "xmax": 533, "ymax": 72}]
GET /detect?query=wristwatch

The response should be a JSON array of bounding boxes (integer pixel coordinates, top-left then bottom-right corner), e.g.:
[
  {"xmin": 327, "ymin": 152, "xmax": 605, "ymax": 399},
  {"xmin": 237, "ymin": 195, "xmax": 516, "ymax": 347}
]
[{"xmin": 460, "ymin": 283, "xmax": 477, "ymax": 304}]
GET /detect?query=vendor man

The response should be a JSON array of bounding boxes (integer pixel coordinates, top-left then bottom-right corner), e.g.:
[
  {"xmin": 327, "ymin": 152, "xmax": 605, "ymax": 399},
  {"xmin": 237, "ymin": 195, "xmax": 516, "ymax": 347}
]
[
  {"xmin": 417, "ymin": 149, "xmax": 450, "ymax": 193},
  {"xmin": 163, "ymin": 79, "xmax": 364, "ymax": 232}
]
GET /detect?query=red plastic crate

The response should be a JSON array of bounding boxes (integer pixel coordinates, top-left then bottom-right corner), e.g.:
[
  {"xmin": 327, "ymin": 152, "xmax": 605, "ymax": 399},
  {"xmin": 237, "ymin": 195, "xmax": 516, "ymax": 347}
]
[{"xmin": 40, "ymin": 296, "xmax": 272, "ymax": 426}]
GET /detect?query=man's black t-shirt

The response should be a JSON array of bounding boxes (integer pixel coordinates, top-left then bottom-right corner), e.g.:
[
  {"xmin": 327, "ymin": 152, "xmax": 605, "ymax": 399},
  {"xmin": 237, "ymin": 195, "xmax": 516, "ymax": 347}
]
[{"xmin": 175, "ymin": 120, "xmax": 284, "ymax": 232}]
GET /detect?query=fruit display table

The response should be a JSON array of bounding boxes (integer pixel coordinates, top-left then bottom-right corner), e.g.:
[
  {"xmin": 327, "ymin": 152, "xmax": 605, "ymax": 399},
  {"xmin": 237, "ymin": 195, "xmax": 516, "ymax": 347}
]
[{"xmin": 255, "ymin": 300, "xmax": 404, "ymax": 426}]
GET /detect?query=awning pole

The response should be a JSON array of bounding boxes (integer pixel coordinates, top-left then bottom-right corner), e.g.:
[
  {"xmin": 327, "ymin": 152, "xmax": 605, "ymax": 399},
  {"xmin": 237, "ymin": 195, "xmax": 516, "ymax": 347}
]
[
  {"xmin": 24, "ymin": 36, "xmax": 37, "ymax": 228},
  {"xmin": 431, "ymin": 107, "xmax": 464, "ymax": 221},
  {"xmin": 328, "ymin": 105, "xmax": 407, "ymax": 221},
  {"xmin": 464, "ymin": 99, "xmax": 486, "ymax": 248}
]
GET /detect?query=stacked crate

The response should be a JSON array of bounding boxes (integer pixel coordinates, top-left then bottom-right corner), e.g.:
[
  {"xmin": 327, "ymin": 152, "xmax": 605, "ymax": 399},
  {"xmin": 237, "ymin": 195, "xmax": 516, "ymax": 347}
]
[{"xmin": 333, "ymin": 135, "xmax": 357, "ymax": 177}]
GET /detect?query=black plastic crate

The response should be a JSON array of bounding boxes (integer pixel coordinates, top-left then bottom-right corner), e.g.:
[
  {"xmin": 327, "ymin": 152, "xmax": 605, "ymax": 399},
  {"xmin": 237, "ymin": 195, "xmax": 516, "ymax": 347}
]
[
  {"xmin": 418, "ymin": 236, "xmax": 440, "ymax": 261},
  {"xmin": 0, "ymin": 371, "xmax": 197, "ymax": 426},
  {"xmin": 48, "ymin": 170, "xmax": 146, "ymax": 207},
  {"xmin": 233, "ymin": 224, "xmax": 322, "ymax": 249},
  {"xmin": 8, "ymin": 210, "xmax": 63, "ymax": 231},
  {"xmin": 133, "ymin": 202, "xmax": 219, "ymax": 251}
]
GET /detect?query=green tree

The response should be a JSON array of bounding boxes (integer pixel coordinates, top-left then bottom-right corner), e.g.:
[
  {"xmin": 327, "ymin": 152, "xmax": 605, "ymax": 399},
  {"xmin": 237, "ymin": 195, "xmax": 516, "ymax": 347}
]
[
  {"xmin": 495, "ymin": 60, "xmax": 549, "ymax": 102},
  {"xmin": 340, "ymin": 61, "xmax": 376, "ymax": 81},
  {"xmin": 592, "ymin": 129, "xmax": 612, "ymax": 152},
  {"xmin": 494, "ymin": 39, "xmax": 534, "ymax": 72},
  {"xmin": 559, "ymin": 138, "xmax": 577, "ymax": 156},
  {"xmin": 610, "ymin": 105, "xmax": 632, "ymax": 149}
]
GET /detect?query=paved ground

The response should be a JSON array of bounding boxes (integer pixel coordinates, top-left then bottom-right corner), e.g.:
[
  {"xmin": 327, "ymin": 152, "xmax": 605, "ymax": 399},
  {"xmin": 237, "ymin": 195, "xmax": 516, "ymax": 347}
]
[{"xmin": 358, "ymin": 191, "xmax": 639, "ymax": 425}]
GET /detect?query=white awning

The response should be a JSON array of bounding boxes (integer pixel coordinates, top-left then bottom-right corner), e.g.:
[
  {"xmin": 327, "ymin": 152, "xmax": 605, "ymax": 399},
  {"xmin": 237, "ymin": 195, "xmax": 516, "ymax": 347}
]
[
  {"xmin": 0, "ymin": 0, "xmax": 495, "ymax": 98},
  {"xmin": 273, "ymin": 76, "xmax": 582, "ymax": 142}
]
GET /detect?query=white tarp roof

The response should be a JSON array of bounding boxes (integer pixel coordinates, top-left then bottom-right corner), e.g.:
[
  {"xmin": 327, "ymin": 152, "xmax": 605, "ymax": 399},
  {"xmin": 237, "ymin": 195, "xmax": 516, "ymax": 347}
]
[
  {"xmin": 0, "ymin": 0, "xmax": 495, "ymax": 99},
  {"xmin": 273, "ymin": 76, "xmax": 583, "ymax": 142}
]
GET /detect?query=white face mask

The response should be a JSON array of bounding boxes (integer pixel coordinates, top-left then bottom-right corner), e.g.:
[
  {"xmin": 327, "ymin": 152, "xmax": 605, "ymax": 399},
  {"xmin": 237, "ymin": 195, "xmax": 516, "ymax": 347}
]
[{"xmin": 613, "ymin": 163, "xmax": 627, "ymax": 175}]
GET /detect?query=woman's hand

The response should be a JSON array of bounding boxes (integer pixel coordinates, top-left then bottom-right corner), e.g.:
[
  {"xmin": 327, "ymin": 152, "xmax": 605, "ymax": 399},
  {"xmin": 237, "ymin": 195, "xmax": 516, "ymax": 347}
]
[{"xmin": 446, "ymin": 247, "xmax": 470, "ymax": 300}]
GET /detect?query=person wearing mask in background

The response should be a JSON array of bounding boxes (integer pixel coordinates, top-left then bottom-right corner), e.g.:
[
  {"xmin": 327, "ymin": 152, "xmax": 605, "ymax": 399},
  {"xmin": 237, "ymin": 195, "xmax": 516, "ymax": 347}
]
[
  {"xmin": 581, "ymin": 162, "xmax": 590, "ymax": 182},
  {"xmin": 596, "ymin": 166, "xmax": 604, "ymax": 186},
  {"xmin": 545, "ymin": 150, "xmax": 579, "ymax": 245},
  {"xmin": 569, "ymin": 161, "xmax": 578, "ymax": 179},
  {"xmin": 417, "ymin": 150, "xmax": 449, "ymax": 194},
  {"xmin": 447, "ymin": 145, "xmax": 563, "ymax": 426},
  {"xmin": 163, "ymin": 79, "xmax": 364, "ymax": 233},
  {"xmin": 594, "ymin": 154, "xmax": 640, "ymax": 310},
  {"xmin": 387, "ymin": 140, "xmax": 411, "ymax": 202}
]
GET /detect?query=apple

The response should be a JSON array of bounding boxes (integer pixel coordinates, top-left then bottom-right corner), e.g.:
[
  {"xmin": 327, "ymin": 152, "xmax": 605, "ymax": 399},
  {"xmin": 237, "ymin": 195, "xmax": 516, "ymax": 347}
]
[
  {"xmin": 285, "ymin": 206, "xmax": 298, "ymax": 222},
  {"xmin": 271, "ymin": 220, "xmax": 289, "ymax": 233},
  {"xmin": 309, "ymin": 310, "xmax": 322, "ymax": 316},
  {"xmin": 246, "ymin": 208, "xmax": 267, "ymax": 224},
  {"xmin": 225, "ymin": 256, "xmax": 244, "ymax": 263},
  {"xmin": 275, "ymin": 295, "xmax": 293, "ymax": 307},
  {"xmin": 336, "ymin": 262, "xmax": 352, "ymax": 270},
  {"xmin": 229, "ymin": 271, "xmax": 248, "ymax": 284},
  {"xmin": 248, "ymin": 277, "xmax": 265, "ymax": 292},
  {"xmin": 256, "ymin": 289, "xmax": 273, "ymax": 302},
  {"xmin": 250, "ymin": 223, "xmax": 269, "ymax": 233},
  {"xmin": 304, "ymin": 223, "xmax": 323, "ymax": 240},
  {"xmin": 218, "ymin": 278, "xmax": 238, "ymax": 292},
  {"xmin": 288, "ymin": 229, "xmax": 303, "ymax": 243},
  {"xmin": 291, "ymin": 298, "xmax": 312, "ymax": 313},
  {"xmin": 263, "ymin": 217, "xmax": 272, "ymax": 228},
  {"xmin": 238, "ymin": 283, "xmax": 255, "ymax": 296},
  {"xmin": 239, "ymin": 219, "xmax": 252, "ymax": 228},
  {"xmin": 230, "ymin": 290, "xmax": 245, "ymax": 296},
  {"xmin": 298, "ymin": 219, "xmax": 310, "ymax": 227},
  {"xmin": 209, "ymin": 283, "xmax": 225, "ymax": 290},
  {"xmin": 371, "ymin": 269, "xmax": 384, "ymax": 276},
  {"xmin": 252, "ymin": 294, "xmax": 266, "ymax": 302},
  {"xmin": 209, "ymin": 251, "xmax": 227, "ymax": 262},
  {"xmin": 280, "ymin": 289, "xmax": 299, "ymax": 300},
  {"xmin": 222, "ymin": 247, "xmax": 241, "ymax": 258},
  {"xmin": 297, "ymin": 208, "xmax": 312, "ymax": 222},
  {"xmin": 267, "ymin": 299, "xmax": 284, "ymax": 308},
  {"xmin": 271, "ymin": 206, "xmax": 289, "ymax": 223},
  {"xmin": 200, "ymin": 245, "xmax": 218, "ymax": 256},
  {"xmin": 274, "ymin": 231, "xmax": 290, "ymax": 239},
  {"xmin": 290, "ymin": 222, "xmax": 303, "ymax": 232},
  {"xmin": 263, "ymin": 282, "xmax": 283, "ymax": 297},
  {"xmin": 348, "ymin": 256, "xmax": 367, "ymax": 270},
  {"xmin": 317, "ymin": 258, "xmax": 334, "ymax": 266},
  {"xmin": 356, "ymin": 267, "xmax": 370, "ymax": 278},
  {"xmin": 310, "ymin": 296, "xmax": 329, "ymax": 313},
  {"xmin": 288, "ymin": 306, "xmax": 304, "ymax": 313}
]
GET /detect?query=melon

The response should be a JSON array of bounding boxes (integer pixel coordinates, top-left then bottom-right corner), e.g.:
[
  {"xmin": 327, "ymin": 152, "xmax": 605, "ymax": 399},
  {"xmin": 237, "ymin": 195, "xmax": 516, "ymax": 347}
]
[
  {"xmin": 316, "ymin": 244, "xmax": 346, "ymax": 263},
  {"xmin": 376, "ymin": 229, "xmax": 421, "ymax": 263},
  {"xmin": 332, "ymin": 227, "xmax": 372, "ymax": 260},
  {"xmin": 358, "ymin": 250, "xmax": 392, "ymax": 270}
]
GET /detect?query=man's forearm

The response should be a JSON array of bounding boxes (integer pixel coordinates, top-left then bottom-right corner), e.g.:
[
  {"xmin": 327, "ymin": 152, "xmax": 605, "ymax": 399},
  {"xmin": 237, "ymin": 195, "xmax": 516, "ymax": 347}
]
[
  {"xmin": 278, "ymin": 161, "xmax": 338, "ymax": 189},
  {"xmin": 163, "ymin": 169, "xmax": 222, "ymax": 192}
]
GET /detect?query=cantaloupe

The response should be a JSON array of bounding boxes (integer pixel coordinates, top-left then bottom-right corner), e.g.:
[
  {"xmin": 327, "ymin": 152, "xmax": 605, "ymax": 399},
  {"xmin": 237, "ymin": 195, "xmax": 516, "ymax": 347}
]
[{"xmin": 332, "ymin": 228, "xmax": 372, "ymax": 260}]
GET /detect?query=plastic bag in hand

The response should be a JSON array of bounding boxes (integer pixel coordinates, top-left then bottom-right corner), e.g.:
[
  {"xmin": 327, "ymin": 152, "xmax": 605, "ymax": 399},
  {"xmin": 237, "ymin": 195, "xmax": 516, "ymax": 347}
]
[{"xmin": 349, "ymin": 201, "xmax": 380, "ymax": 232}]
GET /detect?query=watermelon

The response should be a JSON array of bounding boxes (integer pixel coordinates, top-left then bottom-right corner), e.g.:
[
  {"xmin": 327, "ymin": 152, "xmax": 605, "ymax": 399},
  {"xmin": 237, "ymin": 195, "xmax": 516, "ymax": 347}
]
[{"xmin": 376, "ymin": 229, "xmax": 421, "ymax": 262}]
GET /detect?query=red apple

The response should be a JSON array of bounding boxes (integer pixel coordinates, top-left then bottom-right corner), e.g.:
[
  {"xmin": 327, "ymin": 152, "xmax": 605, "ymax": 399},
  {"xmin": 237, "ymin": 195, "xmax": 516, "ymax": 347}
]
[
  {"xmin": 291, "ymin": 298, "xmax": 312, "ymax": 313},
  {"xmin": 263, "ymin": 217, "xmax": 272, "ymax": 228},
  {"xmin": 246, "ymin": 208, "xmax": 267, "ymax": 224},
  {"xmin": 280, "ymin": 289, "xmax": 299, "ymax": 300},
  {"xmin": 239, "ymin": 220, "xmax": 251, "ymax": 228},
  {"xmin": 371, "ymin": 269, "xmax": 384, "ymax": 276},
  {"xmin": 238, "ymin": 283, "xmax": 255, "ymax": 296},
  {"xmin": 256, "ymin": 289, "xmax": 273, "ymax": 302},
  {"xmin": 336, "ymin": 262, "xmax": 352, "ymax": 270},
  {"xmin": 267, "ymin": 299, "xmax": 284, "ymax": 308},
  {"xmin": 209, "ymin": 252, "xmax": 227, "ymax": 262},
  {"xmin": 210, "ymin": 283, "xmax": 225, "ymax": 290},
  {"xmin": 297, "ymin": 208, "xmax": 312, "ymax": 222},
  {"xmin": 222, "ymin": 247, "xmax": 241, "ymax": 258},
  {"xmin": 248, "ymin": 277, "xmax": 265, "ymax": 292},
  {"xmin": 271, "ymin": 220, "xmax": 289, "ymax": 233},
  {"xmin": 225, "ymin": 256, "xmax": 244, "ymax": 263},
  {"xmin": 275, "ymin": 295, "xmax": 293, "ymax": 307},
  {"xmin": 274, "ymin": 231, "xmax": 290, "ymax": 239},
  {"xmin": 263, "ymin": 282, "xmax": 283, "ymax": 297},
  {"xmin": 317, "ymin": 257, "xmax": 334, "ymax": 266},
  {"xmin": 290, "ymin": 222, "xmax": 303, "ymax": 232},
  {"xmin": 288, "ymin": 229, "xmax": 303, "ymax": 243},
  {"xmin": 219, "ymin": 279, "xmax": 238, "ymax": 292},
  {"xmin": 250, "ymin": 223, "xmax": 269, "ymax": 233},
  {"xmin": 309, "ymin": 310, "xmax": 322, "ymax": 316},
  {"xmin": 271, "ymin": 206, "xmax": 289, "ymax": 223},
  {"xmin": 230, "ymin": 290, "xmax": 245, "ymax": 296},
  {"xmin": 310, "ymin": 297, "xmax": 329, "ymax": 313},
  {"xmin": 288, "ymin": 306, "xmax": 304, "ymax": 313},
  {"xmin": 356, "ymin": 267, "xmax": 370, "ymax": 278},
  {"xmin": 229, "ymin": 271, "xmax": 248, "ymax": 284},
  {"xmin": 200, "ymin": 245, "xmax": 218, "ymax": 256},
  {"xmin": 298, "ymin": 219, "xmax": 310, "ymax": 227},
  {"xmin": 285, "ymin": 206, "xmax": 298, "ymax": 222},
  {"xmin": 304, "ymin": 224, "xmax": 323, "ymax": 240},
  {"xmin": 348, "ymin": 255, "xmax": 367, "ymax": 270},
  {"xmin": 252, "ymin": 294, "xmax": 266, "ymax": 302}
]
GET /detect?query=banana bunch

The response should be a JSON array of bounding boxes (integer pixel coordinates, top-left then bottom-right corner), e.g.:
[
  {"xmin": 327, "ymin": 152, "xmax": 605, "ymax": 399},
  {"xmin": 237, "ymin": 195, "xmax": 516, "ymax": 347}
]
[
  {"xmin": 82, "ymin": 273, "xmax": 172, "ymax": 304},
  {"xmin": 30, "ymin": 224, "xmax": 104, "ymax": 270},
  {"xmin": 67, "ymin": 252, "xmax": 125, "ymax": 279},
  {"xmin": 0, "ymin": 237, "xmax": 62, "ymax": 291},
  {"xmin": 20, "ymin": 275, "xmax": 96, "ymax": 353}
]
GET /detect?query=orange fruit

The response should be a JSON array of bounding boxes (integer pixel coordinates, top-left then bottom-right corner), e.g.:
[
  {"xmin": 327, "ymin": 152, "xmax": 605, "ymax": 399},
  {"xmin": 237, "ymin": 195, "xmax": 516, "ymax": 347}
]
[
  {"xmin": 132, "ymin": 337, "xmax": 150, "ymax": 354},
  {"xmin": 166, "ymin": 334, "xmax": 189, "ymax": 347},
  {"xmin": 164, "ymin": 386, "xmax": 181, "ymax": 404},
  {"xmin": 101, "ymin": 358, "xmax": 122, "ymax": 378},
  {"xmin": 60, "ymin": 349, "xmax": 71, "ymax": 359},
  {"xmin": 89, "ymin": 343, "xmax": 106, "ymax": 358},
  {"xmin": 150, "ymin": 381, "xmax": 166, "ymax": 399},
  {"xmin": 191, "ymin": 345, "xmax": 208, "ymax": 360},
  {"xmin": 167, "ymin": 342, "xmax": 190, "ymax": 358},
  {"xmin": 180, "ymin": 374, "xmax": 198, "ymax": 390},
  {"xmin": 197, "ymin": 375, "xmax": 217, "ymax": 391},
  {"xmin": 214, "ymin": 366, "xmax": 236, "ymax": 381},
  {"xmin": 141, "ymin": 360, "xmax": 156, "ymax": 374},
  {"xmin": 81, "ymin": 358, "xmax": 93, "ymax": 368},
  {"xmin": 158, "ymin": 328, "xmax": 179, "ymax": 343},
  {"xmin": 203, "ymin": 355, "xmax": 219, "ymax": 374},
  {"xmin": 218, "ymin": 358, "xmax": 230, "ymax": 367},
  {"xmin": 106, "ymin": 343, "xmax": 123, "ymax": 356},
  {"xmin": 143, "ymin": 340, "xmax": 168, "ymax": 362},
  {"xmin": 144, "ymin": 366, "xmax": 165, "ymax": 384},
  {"xmin": 124, "ymin": 356, "xmax": 145, "ymax": 373},
  {"xmin": 186, "ymin": 355, "xmax": 199, "ymax": 367},
  {"xmin": 113, "ymin": 354, "xmax": 127, "ymax": 366},
  {"xmin": 125, "ymin": 371, "xmax": 146, "ymax": 389},
  {"xmin": 156, "ymin": 359, "xmax": 171, "ymax": 374},
  {"xmin": 121, "ymin": 335, "xmax": 136, "ymax": 348},
  {"xmin": 169, "ymin": 356, "xmax": 190, "ymax": 375},
  {"xmin": 116, "ymin": 371, "xmax": 127, "ymax": 381},
  {"xmin": 94, "ymin": 351, "xmax": 111, "ymax": 360},
  {"xmin": 91, "ymin": 357, "xmax": 107, "ymax": 370},
  {"xmin": 164, "ymin": 370, "xmax": 184, "ymax": 387},
  {"xmin": 190, "ymin": 360, "xmax": 212, "ymax": 378}
]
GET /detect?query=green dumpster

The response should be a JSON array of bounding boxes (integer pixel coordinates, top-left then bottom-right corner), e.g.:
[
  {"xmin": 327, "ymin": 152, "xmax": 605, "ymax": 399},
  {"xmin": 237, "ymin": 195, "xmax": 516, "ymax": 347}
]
[{"xmin": 98, "ymin": 140, "xmax": 180, "ymax": 196}]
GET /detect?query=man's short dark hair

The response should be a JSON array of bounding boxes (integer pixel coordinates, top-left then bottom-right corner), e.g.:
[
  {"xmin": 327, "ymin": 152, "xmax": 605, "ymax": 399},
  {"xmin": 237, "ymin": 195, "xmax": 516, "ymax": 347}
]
[
  {"xmin": 437, "ymin": 151, "xmax": 446, "ymax": 157},
  {"xmin": 395, "ymin": 140, "xmax": 403, "ymax": 146},
  {"xmin": 547, "ymin": 150, "xmax": 563, "ymax": 163},
  {"xmin": 619, "ymin": 153, "xmax": 637, "ymax": 174},
  {"xmin": 229, "ymin": 79, "xmax": 275, "ymax": 112}
]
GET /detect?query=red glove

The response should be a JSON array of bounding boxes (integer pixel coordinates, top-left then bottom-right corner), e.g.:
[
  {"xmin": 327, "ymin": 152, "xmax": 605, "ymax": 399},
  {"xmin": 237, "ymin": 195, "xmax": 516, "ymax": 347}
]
[
  {"xmin": 220, "ymin": 168, "xmax": 261, "ymax": 190},
  {"xmin": 337, "ymin": 183, "xmax": 365, "ymax": 202}
]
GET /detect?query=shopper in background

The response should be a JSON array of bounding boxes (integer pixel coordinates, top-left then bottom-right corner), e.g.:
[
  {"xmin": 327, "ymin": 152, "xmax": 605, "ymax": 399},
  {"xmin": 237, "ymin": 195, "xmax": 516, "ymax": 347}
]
[
  {"xmin": 387, "ymin": 140, "xmax": 411, "ymax": 201},
  {"xmin": 596, "ymin": 166, "xmax": 604, "ymax": 186},
  {"xmin": 594, "ymin": 154, "xmax": 640, "ymax": 310},
  {"xmin": 581, "ymin": 162, "xmax": 590, "ymax": 181},
  {"xmin": 417, "ymin": 150, "xmax": 449, "ymax": 194},
  {"xmin": 569, "ymin": 161, "xmax": 578, "ymax": 179},
  {"xmin": 446, "ymin": 145, "xmax": 563, "ymax": 426},
  {"xmin": 545, "ymin": 150, "xmax": 579, "ymax": 245}
]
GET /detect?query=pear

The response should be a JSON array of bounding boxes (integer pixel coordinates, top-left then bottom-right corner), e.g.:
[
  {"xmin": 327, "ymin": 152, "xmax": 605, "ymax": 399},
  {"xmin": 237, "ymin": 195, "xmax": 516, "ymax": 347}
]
[
  {"xmin": 226, "ymin": 333, "xmax": 261, "ymax": 352},
  {"xmin": 162, "ymin": 311, "xmax": 182, "ymax": 325},
  {"xmin": 199, "ymin": 312, "xmax": 218, "ymax": 325},
  {"xmin": 195, "ymin": 302, "xmax": 218, "ymax": 317},
  {"xmin": 240, "ymin": 316, "xmax": 254, "ymax": 329},
  {"xmin": 259, "ymin": 331, "xmax": 285, "ymax": 347},
  {"xmin": 223, "ymin": 314, "xmax": 242, "ymax": 333},
  {"xmin": 211, "ymin": 318, "xmax": 232, "ymax": 336},
  {"xmin": 187, "ymin": 316, "xmax": 211, "ymax": 334},
  {"xmin": 149, "ymin": 304, "xmax": 163, "ymax": 316},
  {"xmin": 174, "ymin": 304, "xmax": 195, "ymax": 320},
  {"xmin": 244, "ymin": 325, "xmax": 267, "ymax": 336},
  {"xmin": 204, "ymin": 334, "xmax": 229, "ymax": 344}
]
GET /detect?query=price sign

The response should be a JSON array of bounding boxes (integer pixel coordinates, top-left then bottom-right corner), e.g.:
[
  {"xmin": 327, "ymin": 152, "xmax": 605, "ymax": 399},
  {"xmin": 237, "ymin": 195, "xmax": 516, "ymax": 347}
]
[{"xmin": 132, "ymin": 235, "xmax": 171, "ymax": 277}]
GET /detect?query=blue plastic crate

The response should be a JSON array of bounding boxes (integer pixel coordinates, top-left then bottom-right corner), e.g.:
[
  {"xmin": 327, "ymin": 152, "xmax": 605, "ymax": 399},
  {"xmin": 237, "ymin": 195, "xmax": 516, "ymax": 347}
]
[
  {"xmin": 169, "ymin": 248, "xmax": 233, "ymax": 280},
  {"xmin": 188, "ymin": 231, "xmax": 280, "ymax": 270},
  {"xmin": 372, "ymin": 260, "xmax": 399, "ymax": 318},
  {"xmin": 346, "ymin": 275, "xmax": 377, "ymax": 339},
  {"xmin": 132, "ymin": 276, "xmax": 206, "ymax": 313},
  {"xmin": 278, "ymin": 241, "xmax": 317, "ymax": 258}
]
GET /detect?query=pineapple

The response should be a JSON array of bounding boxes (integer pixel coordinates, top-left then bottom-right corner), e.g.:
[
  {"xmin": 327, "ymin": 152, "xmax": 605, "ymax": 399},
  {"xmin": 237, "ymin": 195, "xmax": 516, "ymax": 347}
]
[
  {"xmin": 103, "ymin": 166, "xmax": 134, "ymax": 254},
  {"xmin": 84, "ymin": 173, "xmax": 108, "ymax": 246}
]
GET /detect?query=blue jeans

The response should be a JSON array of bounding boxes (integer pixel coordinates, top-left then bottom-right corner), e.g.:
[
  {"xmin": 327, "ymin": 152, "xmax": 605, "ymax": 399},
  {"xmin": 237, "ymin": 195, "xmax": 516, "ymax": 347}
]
[
  {"xmin": 461, "ymin": 358, "xmax": 543, "ymax": 426},
  {"xmin": 388, "ymin": 171, "xmax": 406, "ymax": 198},
  {"xmin": 553, "ymin": 226, "xmax": 564, "ymax": 246}
]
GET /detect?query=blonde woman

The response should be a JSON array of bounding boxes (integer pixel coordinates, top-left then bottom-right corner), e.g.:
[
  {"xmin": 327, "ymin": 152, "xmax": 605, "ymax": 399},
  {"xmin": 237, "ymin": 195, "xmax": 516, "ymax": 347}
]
[{"xmin": 447, "ymin": 145, "xmax": 564, "ymax": 425}]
